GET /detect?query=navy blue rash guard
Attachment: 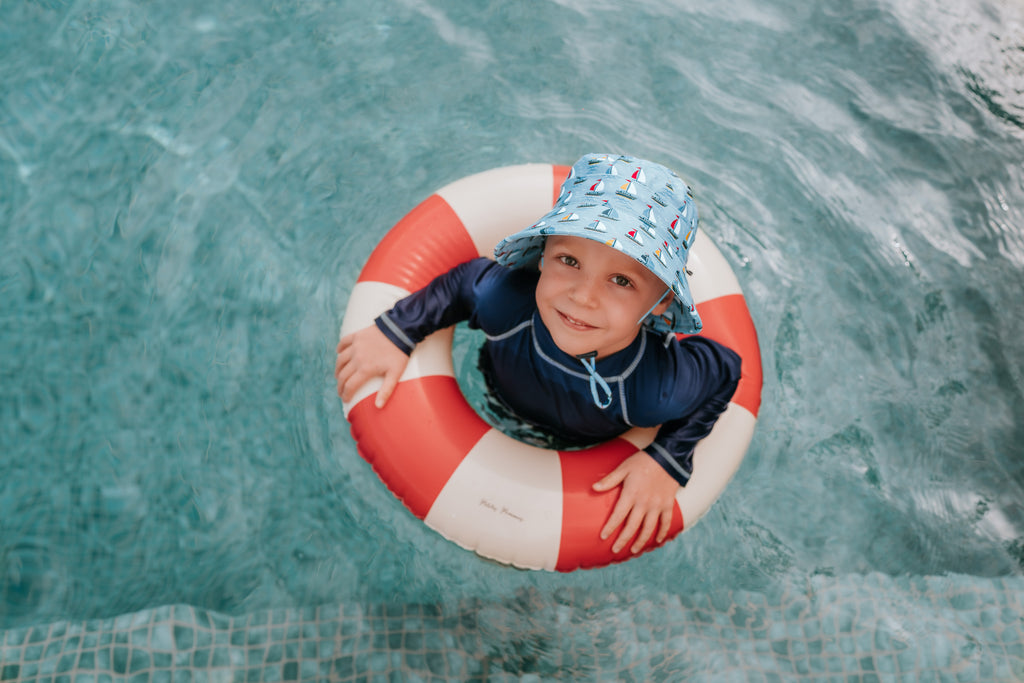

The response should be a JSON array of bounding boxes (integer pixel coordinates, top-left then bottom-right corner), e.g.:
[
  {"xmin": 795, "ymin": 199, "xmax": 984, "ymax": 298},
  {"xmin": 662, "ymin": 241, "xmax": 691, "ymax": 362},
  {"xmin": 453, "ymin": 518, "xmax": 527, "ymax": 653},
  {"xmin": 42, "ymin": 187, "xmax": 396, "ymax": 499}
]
[{"xmin": 374, "ymin": 258, "xmax": 741, "ymax": 486}]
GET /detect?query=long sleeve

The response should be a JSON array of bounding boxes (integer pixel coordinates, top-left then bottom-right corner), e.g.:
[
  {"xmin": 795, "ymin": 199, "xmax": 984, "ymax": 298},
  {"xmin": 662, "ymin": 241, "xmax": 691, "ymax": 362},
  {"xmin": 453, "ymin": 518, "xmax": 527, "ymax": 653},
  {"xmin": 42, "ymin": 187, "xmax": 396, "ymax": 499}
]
[
  {"xmin": 642, "ymin": 337, "xmax": 742, "ymax": 486},
  {"xmin": 374, "ymin": 257, "xmax": 502, "ymax": 355}
]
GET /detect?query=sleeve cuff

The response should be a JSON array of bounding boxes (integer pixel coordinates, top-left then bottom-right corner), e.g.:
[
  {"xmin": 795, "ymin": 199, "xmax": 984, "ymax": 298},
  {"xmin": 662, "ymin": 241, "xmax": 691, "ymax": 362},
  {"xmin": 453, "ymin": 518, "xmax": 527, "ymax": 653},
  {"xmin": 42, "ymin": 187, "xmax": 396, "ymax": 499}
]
[
  {"xmin": 644, "ymin": 442, "xmax": 693, "ymax": 487},
  {"xmin": 375, "ymin": 313, "xmax": 416, "ymax": 355}
]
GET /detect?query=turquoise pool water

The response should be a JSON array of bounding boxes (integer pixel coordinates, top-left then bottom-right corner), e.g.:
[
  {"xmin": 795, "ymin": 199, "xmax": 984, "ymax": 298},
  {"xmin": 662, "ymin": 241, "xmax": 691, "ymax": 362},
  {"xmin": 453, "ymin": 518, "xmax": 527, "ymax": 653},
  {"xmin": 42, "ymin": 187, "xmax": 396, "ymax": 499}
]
[{"xmin": 2, "ymin": 0, "xmax": 1022, "ymax": 680}]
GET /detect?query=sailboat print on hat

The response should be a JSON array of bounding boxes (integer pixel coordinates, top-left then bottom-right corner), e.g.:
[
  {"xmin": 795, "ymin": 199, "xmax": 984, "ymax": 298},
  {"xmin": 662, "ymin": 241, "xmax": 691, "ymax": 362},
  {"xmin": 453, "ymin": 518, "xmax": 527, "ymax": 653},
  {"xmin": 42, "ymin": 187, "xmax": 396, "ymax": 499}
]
[
  {"xmin": 586, "ymin": 179, "xmax": 605, "ymax": 195},
  {"xmin": 556, "ymin": 188, "xmax": 573, "ymax": 205},
  {"xmin": 599, "ymin": 203, "xmax": 620, "ymax": 221},
  {"xmin": 630, "ymin": 167, "xmax": 646, "ymax": 184},
  {"xmin": 679, "ymin": 197, "xmax": 695, "ymax": 221},
  {"xmin": 585, "ymin": 219, "xmax": 608, "ymax": 233},
  {"xmin": 616, "ymin": 180, "xmax": 638, "ymax": 199},
  {"xmin": 605, "ymin": 238, "xmax": 624, "ymax": 251},
  {"xmin": 654, "ymin": 246, "xmax": 669, "ymax": 267},
  {"xmin": 558, "ymin": 212, "xmax": 580, "ymax": 222},
  {"xmin": 639, "ymin": 205, "xmax": 658, "ymax": 236},
  {"xmin": 651, "ymin": 191, "xmax": 668, "ymax": 207},
  {"xmin": 625, "ymin": 228, "xmax": 644, "ymax": 246},
  {"xmin": 669, "ymin": 215, "xmax": 682, "ymax": 239}
]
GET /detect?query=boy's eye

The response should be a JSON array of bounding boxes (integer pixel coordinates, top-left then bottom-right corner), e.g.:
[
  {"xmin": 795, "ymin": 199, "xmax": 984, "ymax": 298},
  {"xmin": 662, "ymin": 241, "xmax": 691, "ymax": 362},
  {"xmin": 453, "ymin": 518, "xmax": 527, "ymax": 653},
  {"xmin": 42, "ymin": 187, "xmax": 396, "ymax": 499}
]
[
  {"xmin": 558, "ymin": 255, "xmax": 578, "ymax": 267},
  {"xmin": 612, "ymin": 275, "xmax": 633, "ymax": 288}
]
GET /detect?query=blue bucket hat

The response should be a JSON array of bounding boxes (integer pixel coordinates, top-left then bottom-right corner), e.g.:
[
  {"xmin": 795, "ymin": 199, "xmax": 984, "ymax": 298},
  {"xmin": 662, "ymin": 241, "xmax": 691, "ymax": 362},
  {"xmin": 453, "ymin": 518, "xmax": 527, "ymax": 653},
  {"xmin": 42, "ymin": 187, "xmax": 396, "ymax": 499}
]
[{"xmin": 494, "ymin": 153, "xmax": 702, "ymax": 334}]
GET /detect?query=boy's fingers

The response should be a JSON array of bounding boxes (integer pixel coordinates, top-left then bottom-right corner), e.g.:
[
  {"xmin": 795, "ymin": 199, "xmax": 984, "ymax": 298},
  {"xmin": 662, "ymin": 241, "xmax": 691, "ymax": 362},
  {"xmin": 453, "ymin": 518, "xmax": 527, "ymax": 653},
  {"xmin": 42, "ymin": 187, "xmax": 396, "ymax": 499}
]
[
  {"xmin": 656, "ymin": 508, "xmax": 673, "ymax": 543},
  {"xmin": 337, "ymin": 367, "xmax": 358, "ymax": 400},
  {"xmin": 592, "ymin": 464, "xmax": 627, "ymax": 491},
  {"xmin": 599, "ymin": 497, "xmax": 629, "ymax": 541},
  {"xmin": 338, "ymin": 364, "xmax": 372, "ymax": 402},
  {"xmin": 612, "ymin": 508, "xmax": 643, "ymax": 553},
  {"xmin": 630, "ymin": 513, "xmax": 659, "ymax": 554},
  {"xmin": 375, "ymin": 370, "xmax": 401, "ymax": 408}
]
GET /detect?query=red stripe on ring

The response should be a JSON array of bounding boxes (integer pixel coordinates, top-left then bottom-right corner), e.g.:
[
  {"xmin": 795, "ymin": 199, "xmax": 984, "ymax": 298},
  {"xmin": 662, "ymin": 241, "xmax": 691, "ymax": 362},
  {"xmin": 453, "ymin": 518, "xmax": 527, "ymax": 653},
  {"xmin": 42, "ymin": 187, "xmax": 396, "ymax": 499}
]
[
  {"xmin": 348, "ymin": 376, "xmax": 490, "ymax": 519},
  {"xmin": 687, "ymin": 295, "xmax": 762, "ymax": 417},
  {"xmin": 357, "ymin": 194, "xmax": 480, "ymax": 292}
]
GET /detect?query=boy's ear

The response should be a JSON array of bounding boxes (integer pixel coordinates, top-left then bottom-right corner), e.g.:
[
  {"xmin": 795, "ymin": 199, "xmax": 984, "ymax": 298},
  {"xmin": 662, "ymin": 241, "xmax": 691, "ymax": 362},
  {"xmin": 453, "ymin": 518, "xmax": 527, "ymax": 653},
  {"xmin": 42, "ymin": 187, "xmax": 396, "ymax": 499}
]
[{"xmin": 652, "ymin": 291, "xmax": 674, "ymax": 316}]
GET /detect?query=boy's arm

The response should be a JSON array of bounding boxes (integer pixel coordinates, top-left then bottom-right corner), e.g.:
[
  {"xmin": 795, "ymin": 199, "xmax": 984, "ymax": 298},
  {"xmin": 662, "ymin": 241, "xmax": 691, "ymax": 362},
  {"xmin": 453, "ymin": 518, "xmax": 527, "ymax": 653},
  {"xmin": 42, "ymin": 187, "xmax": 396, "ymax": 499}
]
[
  {"xmin": 593, "ymin": 337, "xmax": 742, "ymax": 554},
  {"xmin": 644, "ymin": 338, "xmax": 742, "ymax": 486},
  {"xmin": 374, "ymin": 257, "xmax": 499, "ymax": 353},
  {"xmin": 335, "ymin": 258, "xmax": 498, "ymax": 406}
]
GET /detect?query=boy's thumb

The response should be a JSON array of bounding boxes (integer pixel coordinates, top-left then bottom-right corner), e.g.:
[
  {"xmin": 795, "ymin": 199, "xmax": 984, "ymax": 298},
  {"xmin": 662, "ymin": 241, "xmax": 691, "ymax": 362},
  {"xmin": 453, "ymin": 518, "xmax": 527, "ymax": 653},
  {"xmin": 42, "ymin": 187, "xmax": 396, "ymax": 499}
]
[{"xmin": 592, "ymin": 468, "xmax": 625, "ymax": 491}]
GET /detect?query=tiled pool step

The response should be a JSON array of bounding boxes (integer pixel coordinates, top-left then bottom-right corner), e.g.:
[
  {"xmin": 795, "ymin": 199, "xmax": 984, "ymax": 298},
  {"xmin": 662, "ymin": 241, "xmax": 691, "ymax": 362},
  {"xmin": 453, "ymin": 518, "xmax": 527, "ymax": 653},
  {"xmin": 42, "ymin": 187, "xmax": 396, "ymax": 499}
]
[{"xmin": 1, "ymin": 573, "xmax": 1022, "ymax": 682}]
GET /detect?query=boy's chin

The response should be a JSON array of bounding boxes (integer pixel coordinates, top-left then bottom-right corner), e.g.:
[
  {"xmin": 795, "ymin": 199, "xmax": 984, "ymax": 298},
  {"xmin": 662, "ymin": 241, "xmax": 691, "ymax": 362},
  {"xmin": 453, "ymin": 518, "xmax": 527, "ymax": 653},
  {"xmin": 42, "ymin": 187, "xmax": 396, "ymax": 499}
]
[
  {"xmin": 546, "ymin": 329, "xmax": 596, "ymax": 357},
  {"xmin": 539, "ymin": 310, "xmax": 638, "ymax": 359},
  {"xmin": 549, "ymin": 332, "xmax": 637, "ymax": 360}
]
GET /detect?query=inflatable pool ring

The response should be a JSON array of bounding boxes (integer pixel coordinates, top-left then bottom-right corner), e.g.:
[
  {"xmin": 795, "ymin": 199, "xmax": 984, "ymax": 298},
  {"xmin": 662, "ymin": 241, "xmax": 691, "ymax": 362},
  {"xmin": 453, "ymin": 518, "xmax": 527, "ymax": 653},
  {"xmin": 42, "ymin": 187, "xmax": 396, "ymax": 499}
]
[{"xmin": 339, "ymin": 163, "xmax": 762, "ymax": 571}]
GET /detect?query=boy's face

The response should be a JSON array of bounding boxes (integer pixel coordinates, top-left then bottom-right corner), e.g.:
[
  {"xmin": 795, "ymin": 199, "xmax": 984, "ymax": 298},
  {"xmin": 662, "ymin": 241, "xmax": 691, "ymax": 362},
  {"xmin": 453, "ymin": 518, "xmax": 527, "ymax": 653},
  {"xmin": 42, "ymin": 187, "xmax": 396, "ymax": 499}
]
[{"xmin": 536, "ymin": 235, "xmax": 672, "ymax": 359}]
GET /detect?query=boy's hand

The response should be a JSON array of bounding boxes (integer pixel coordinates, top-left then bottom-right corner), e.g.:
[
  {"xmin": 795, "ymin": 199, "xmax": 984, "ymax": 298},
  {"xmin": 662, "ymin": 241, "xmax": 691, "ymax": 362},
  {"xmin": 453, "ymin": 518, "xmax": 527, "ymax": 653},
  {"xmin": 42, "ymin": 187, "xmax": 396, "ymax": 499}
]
[
  {"xmin": 592, "ymin": 451, "xmax": 680, "ymax": 554},
  {"xmin": 335, "ymin": 325, "xmax": 410, "ymax": 408}
]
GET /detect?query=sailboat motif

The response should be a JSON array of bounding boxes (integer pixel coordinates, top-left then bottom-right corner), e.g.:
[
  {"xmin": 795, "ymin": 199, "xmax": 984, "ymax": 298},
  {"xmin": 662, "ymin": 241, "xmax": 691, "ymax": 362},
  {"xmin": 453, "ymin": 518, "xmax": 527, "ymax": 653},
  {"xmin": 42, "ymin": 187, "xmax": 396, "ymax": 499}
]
[
  {"xmin": 558, "ymin": 212, "xmax": 580, "ymax": 222},
  {"xmin": 585, "ymin": 219, "xmax": 608, "ymax": 233},
  {"xmin": 625, "ymin": 229, "xmax": 644, "ymax": 245},
  {"xmin": 587, "ymin": 179, "xmax": 605, "ymax": 195},
  {"xmin": 655, "ymin": 247, "xmax": 668, "ymax": 267},
  {"xmin": 639, "ymin": 205, "xmax": 657, "ymax": 232},
  {"xmin": 616, "ymin": 180, "xmax": 637, "ymax": 199},
  {"xmin": 672, "ymin": 278, "xmax": 686, "ymax": 300},
  {"xmin": 599, "ymin": 204, "xmax": 620, "ymax": 221},
  {"xmin": 669, "ymin": 216, "xmax": 681, "ymax": 239},
  {"xmin": 651, "ymin": 192, "xmax": 668, "ymax": 207},
  {"xmin": 679, "ymin": 197, "xmax": 696, "ymax": 223},
  {"xmin": 604, "ymin": 238, "xmax": 623, "ymax": 251},
  {"xmin": 631, "ymin": 167, "xmax": 646, "ymax": 184}
]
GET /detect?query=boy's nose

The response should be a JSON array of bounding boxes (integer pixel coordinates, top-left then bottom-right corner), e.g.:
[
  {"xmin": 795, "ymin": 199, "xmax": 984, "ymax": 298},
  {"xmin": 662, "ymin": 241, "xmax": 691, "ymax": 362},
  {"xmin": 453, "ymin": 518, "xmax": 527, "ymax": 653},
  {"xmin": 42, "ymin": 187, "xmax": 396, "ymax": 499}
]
[{"xmin": 569, "ymin": 277, "xmax": 601, "ymax": 307}]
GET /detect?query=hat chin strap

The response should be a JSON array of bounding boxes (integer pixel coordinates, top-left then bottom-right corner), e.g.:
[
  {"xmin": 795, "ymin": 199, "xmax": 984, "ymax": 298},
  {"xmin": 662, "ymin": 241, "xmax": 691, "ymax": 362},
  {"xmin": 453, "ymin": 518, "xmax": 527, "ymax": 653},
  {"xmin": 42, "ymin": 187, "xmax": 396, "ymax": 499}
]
[
  {"xmin": 636, "ymin": 287, "xmax": 673, "ymax": 326},
  {"xmin": 575, "ymin": 352, "xmax": 612, "ymax": 409}
]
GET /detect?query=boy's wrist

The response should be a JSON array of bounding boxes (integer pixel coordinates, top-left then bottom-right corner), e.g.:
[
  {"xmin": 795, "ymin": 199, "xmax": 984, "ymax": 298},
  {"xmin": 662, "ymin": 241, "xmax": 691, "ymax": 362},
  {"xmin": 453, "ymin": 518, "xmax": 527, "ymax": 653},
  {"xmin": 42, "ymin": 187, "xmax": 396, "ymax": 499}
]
[
  {"xmin": 644, "ymin": 442, "xmax": 692, "ymax": 487},
  {"xmin": 374, "ymin": 314, "xmax": 416, "ymax": 355}
]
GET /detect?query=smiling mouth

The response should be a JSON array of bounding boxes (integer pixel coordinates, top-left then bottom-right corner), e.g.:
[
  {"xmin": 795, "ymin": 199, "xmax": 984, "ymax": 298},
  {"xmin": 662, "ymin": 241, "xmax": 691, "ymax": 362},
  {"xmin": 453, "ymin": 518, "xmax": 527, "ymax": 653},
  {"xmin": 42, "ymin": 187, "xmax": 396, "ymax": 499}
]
[{"xmin": 558, "ymin": 311, "xmax": 596, "ymax": 330}]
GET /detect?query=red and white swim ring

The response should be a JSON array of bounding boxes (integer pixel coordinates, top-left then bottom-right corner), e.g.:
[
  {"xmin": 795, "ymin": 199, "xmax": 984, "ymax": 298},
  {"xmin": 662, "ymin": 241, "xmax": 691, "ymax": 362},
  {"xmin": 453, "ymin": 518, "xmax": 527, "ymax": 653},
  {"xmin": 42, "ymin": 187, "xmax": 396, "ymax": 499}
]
[{"xmin": 339, "ymin": 163, "xmax": 762, "ymax": 571}]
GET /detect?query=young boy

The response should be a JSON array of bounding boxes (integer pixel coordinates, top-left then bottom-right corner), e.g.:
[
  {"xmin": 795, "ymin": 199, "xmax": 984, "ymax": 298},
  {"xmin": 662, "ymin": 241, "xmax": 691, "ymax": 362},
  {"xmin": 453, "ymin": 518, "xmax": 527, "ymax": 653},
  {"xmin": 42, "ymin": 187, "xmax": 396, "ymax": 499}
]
[{"xmin": 335, "ymin": 153, "xmax": 741, "ymax": 556}]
